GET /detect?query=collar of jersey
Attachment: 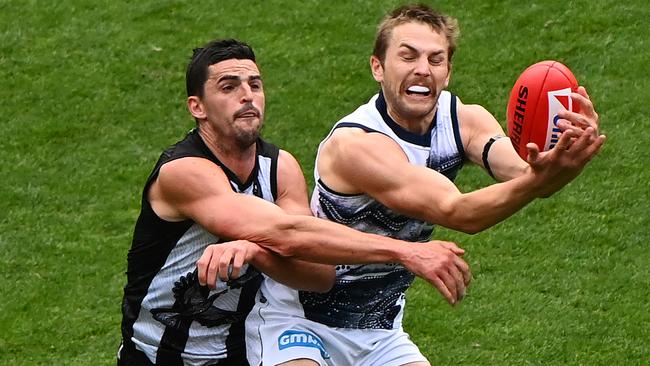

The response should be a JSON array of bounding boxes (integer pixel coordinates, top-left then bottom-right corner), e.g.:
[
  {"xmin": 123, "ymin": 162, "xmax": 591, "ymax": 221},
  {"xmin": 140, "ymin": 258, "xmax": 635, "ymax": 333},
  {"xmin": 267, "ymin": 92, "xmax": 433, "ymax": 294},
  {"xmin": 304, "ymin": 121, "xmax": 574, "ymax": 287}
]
[
  {"xmin": 375, "ymin": 90, "xmax": 435, "ymax": 147},
  {"xmin": 191, "ymin": 129, "xmax": 261, "ymax": 192}
]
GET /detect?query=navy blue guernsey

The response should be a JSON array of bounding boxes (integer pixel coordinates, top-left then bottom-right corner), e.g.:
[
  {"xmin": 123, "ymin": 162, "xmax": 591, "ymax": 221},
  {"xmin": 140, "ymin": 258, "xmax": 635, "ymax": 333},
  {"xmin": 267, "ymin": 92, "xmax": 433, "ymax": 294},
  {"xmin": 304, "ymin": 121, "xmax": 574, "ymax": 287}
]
[
  {"xmin": 306, "ymin": 91, "xmax": 465, "ymax": 329},
  {"xmin": 252, "ymin": 91, "xmax": 465, "ymax": 332},
  {"xmin": 120, "ymin": 128, "xmax": 279, "ymax": 365}
]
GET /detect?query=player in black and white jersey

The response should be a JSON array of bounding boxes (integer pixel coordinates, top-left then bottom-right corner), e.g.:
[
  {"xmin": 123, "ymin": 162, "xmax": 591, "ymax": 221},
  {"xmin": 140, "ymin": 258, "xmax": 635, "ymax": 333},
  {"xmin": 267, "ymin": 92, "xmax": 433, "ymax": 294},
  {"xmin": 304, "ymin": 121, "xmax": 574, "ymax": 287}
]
[
  {"xmin": 245, "ymin": 4, "xmax": 605, "ymax": 366},
  {"xmin": 119, "ymin": 38, "xmax": 473, "ymax": 366},
  {"xmin": 118, "ymin": 39, "xmax": 335, "ymax": 366}
]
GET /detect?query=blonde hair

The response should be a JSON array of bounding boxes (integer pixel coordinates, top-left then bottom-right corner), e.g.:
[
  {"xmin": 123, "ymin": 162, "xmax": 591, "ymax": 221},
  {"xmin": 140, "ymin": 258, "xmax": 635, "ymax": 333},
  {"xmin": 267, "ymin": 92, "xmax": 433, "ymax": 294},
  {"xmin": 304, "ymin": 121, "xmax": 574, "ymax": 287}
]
[{"xmin": 373, "ymin": 3, "xmax": 460, "ymax": 64}]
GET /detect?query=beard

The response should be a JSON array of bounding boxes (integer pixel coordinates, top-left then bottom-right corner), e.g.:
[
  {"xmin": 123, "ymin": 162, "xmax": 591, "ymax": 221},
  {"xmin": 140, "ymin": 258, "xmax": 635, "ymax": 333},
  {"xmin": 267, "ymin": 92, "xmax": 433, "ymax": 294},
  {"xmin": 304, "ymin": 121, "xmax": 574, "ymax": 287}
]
[
  {"xmin": 232, "ymin": 103, "xmax": 263, "ymax": 149},
  {"xmin": 232, "ymin": 124, "xmax": 261, "ymax": 149}
]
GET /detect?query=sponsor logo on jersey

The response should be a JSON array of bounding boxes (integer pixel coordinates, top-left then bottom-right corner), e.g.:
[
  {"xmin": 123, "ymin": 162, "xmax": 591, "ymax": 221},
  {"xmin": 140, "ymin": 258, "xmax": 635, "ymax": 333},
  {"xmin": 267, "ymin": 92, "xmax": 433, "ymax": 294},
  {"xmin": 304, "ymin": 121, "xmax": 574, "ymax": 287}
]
[
  {"xmin": 546, "ymin": 88, "xmax": 572, "ymax": 150},
  {"xmin": 278, "ymin": 330, "xmax": 331, "ymax": 359}
]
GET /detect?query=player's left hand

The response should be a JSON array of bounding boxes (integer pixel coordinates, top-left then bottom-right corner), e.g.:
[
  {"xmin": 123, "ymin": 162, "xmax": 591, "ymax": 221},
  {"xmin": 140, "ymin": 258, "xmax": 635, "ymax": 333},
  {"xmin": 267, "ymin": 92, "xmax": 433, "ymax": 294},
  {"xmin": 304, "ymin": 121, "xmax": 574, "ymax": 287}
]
[
  {"xmin": 526, "ymin": 124, "xmax": 606, "ymax": 197},
  {"xmin": 197, "ymin": 240, "xmax": 259, "ymax": 289}
]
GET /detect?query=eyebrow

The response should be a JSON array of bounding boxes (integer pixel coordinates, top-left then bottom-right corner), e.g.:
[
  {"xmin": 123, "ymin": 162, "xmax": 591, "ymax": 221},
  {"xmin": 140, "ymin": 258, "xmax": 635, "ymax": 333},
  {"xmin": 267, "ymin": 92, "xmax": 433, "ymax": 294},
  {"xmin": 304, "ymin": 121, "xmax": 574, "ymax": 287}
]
[
  {"xmin": 216, "ymin": 74, "xmax": 262, "ymax": 83},
  {"xmin": 398, "ymin": 43, "xmax": 445, "ymax": 56}
]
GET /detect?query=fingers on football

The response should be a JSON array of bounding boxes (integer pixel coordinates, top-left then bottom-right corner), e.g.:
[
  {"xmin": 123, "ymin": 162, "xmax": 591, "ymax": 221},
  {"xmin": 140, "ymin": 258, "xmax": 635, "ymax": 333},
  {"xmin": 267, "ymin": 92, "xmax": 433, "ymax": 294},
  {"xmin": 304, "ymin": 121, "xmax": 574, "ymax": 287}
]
[
  {"xmin": 557, "ymin": 109, "xmax": 597, "ymax": 132},
  {"xmin": 568, "ymin": 127, "xmax": 594, "ymax": 152},
  {"xmin": 553, "ymin": 129, "xmax": 576, "ymax": 151},
  {"xmin": 573, "ymin": 90, "xmax": 599, "ymax": 125},
  {"xmin": 576, "ymin": 86, "xmax": 590, "ymax": 99}
]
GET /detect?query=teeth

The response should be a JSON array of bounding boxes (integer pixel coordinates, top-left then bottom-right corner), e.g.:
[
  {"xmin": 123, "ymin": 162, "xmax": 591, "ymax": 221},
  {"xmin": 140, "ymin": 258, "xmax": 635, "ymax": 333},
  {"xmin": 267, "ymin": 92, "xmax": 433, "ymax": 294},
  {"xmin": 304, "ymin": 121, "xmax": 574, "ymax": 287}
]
[{"xmin": 407, "ymin": 85, "xmax": 430, "ymax": 93}]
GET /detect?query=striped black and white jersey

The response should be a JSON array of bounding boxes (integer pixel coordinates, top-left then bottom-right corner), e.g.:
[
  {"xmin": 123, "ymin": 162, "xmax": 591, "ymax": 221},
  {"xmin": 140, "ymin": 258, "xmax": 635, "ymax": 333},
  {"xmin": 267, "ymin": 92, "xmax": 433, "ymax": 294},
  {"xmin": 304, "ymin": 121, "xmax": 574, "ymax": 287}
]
[{"xmin": 120, "ymin": 128, "xmax": 279, "ymax": 365}]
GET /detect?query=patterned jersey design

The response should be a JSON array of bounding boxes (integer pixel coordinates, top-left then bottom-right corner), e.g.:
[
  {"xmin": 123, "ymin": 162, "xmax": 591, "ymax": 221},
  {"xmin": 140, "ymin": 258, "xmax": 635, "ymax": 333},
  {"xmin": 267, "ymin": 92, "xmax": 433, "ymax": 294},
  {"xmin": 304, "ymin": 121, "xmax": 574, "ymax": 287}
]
[{"xmin": 302, "ymin": 91, "xmax": 464, "ymax": 330}]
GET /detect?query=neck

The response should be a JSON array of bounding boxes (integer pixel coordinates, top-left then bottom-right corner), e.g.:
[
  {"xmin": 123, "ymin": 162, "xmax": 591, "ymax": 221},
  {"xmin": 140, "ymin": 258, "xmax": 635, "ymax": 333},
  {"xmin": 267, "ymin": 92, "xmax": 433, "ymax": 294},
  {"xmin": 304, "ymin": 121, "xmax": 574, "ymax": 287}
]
[
  {"xmin": 198, "ymin": 127, "xmax": 257, "ymax": 183},
  {"xmin": 386, "ymin": 106, "xmax": 437, "ymax": 135}
]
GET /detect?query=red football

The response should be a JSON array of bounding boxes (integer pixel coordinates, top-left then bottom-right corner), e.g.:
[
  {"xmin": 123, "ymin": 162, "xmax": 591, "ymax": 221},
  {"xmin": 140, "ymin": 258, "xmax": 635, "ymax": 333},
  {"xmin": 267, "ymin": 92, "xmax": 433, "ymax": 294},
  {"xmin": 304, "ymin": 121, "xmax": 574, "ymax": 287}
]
[{"xmin": 506, "ymin": 60, "xmax": 579, "ymax": 159}]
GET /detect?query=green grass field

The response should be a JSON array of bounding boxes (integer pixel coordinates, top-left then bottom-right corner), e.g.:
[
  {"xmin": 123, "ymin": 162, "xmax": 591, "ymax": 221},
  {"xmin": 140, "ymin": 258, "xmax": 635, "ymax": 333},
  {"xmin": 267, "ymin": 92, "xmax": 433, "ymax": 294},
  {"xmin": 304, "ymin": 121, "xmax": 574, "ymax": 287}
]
[{"xmin": 1, "ymin": 0, "xmax": 648, "ymax": 364}]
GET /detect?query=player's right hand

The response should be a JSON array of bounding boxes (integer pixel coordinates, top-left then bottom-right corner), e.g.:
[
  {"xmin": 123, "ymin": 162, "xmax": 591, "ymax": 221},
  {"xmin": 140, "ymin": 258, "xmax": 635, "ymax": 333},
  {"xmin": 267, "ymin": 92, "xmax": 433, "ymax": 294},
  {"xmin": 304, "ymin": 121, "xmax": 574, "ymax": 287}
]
[
  {"xmin": 197, "ymin": 240, "xmax": 259, "ymax": 289},
  {"xmin": 402, "ymin": 240, "xmax": 471, "ymax": 306}
]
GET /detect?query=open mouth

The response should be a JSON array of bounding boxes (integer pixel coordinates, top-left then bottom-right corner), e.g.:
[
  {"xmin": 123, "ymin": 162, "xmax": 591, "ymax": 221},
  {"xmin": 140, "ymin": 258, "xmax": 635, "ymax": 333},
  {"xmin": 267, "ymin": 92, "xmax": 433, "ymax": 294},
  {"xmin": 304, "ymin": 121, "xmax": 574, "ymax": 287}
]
[{"xmin": 405, "ymin": 85, "xmax": 431, "ymax": 97}]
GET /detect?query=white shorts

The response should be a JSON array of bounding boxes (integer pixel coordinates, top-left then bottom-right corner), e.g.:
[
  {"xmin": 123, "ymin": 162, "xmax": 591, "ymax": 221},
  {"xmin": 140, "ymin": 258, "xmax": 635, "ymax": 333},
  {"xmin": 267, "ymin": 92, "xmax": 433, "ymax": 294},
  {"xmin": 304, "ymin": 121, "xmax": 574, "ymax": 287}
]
[{"xmin": 245, "ymin": 297, "xmax": 427, "ymax": 366}]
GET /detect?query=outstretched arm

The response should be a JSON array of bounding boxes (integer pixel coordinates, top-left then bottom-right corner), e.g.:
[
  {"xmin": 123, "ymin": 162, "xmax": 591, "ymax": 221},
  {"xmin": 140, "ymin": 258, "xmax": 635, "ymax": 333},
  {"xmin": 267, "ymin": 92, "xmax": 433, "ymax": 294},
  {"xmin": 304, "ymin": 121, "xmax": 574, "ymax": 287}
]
[
  {"xmin": 197, "ymin": 150, "xmax": 335, "ymax": 292},
  {"xmin": 316, "ymin": 122, "xmax": 604, "ymax": 234},
  {"xmin": 151, "ymin": 155, "xmax": 469, "ymax": 305}
]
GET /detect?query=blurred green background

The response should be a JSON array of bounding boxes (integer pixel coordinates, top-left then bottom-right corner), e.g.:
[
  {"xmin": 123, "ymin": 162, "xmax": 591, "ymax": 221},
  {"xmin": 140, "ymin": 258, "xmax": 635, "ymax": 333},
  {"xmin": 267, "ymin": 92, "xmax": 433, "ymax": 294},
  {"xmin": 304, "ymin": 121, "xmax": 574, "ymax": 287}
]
[{"xmin": 1, "ymin": 0, "xmax": 647, "ymax": 364}]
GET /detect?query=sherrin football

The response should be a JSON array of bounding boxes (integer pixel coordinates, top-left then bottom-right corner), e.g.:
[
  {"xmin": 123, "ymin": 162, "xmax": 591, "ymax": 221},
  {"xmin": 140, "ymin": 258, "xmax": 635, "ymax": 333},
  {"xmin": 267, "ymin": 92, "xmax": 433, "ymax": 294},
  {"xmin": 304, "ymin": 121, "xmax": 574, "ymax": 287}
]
[{"xmin": 506, "ymin": 60, "xmax": 579, "ymax": 159}]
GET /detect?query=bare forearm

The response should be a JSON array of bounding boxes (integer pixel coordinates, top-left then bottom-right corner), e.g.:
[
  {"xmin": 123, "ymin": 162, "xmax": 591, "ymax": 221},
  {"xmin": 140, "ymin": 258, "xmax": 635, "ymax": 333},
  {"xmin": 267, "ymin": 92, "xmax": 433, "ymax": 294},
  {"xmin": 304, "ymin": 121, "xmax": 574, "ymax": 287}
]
[
  {"xmin": 208, "ymin": 195, "xmax": 409, "ymax": 266},
  {"xmin": 249, "ymin": 245, "xmax": 334, "ymax": 292},
  {"xmin": 238, "ymin": 215, "xmax": 409, "ymax": 266},
  {"xmin": 437, "ymin": 174, "xmax": 539, "ymax": 233}
]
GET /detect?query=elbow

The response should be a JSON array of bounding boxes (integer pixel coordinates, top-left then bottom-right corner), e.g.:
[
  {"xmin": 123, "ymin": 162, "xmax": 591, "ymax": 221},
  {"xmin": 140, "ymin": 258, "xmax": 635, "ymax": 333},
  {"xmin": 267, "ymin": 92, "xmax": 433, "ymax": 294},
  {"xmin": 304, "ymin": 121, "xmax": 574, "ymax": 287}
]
[
  {"xmin": 458, "ymin": 224, "xmax": 486, "ymax": 235},
  {"xmin": 444, "ymin": 219, "xmax": 486, "ymax": 235},
  {"xmin": 309, "ymin": 270, "xmax": 336, "ymax": 293},
  {"xmin": 258, "ymin": 239, "xmax": 297, "ymax": 258},
  {"xmin": 311, "ymin": 279, "xmax": 335, "ymax": 293},
  {"xmin": 257, "ymin": 217, "xmax": 303, "ymax": 257}
]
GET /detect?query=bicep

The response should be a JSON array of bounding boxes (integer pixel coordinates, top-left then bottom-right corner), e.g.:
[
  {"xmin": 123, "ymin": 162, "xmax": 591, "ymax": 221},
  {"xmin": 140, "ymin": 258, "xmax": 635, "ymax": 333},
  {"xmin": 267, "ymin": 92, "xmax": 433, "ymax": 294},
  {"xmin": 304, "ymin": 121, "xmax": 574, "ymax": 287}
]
[
  {"xmin": 482, "ymin": 137, "xmax": 529, "ymax": 181},
  {"xmin": 328, "ymin": 132, "xmax": 461, "ymax": 221},
  {"xmin": 458, "ymin": 101, "xmax": 528, "ymax": 181},
  {"xmin": 156, "ymin": 157, "xmax": 289, "ymax": 241}
]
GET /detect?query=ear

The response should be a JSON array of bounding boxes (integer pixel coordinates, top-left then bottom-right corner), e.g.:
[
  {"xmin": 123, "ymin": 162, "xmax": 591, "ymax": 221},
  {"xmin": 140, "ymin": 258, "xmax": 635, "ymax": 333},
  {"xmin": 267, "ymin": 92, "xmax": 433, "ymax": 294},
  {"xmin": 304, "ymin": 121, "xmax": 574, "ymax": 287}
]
[
  {"xmin": 187, "ymin": 96, "xmax": 206, "ymax": 120},
  {"xmin": 370, "ymin": 55, "xmax": 384, "ymax": 83}
]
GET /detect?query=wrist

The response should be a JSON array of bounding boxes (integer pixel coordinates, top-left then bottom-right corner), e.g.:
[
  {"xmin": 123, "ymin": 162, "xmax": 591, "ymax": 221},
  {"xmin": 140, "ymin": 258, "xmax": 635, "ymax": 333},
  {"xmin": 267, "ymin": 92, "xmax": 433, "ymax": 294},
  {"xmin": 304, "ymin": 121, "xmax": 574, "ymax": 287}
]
[
  {"xmin": 518, "ymin": 169, "xmax": 548, "ymax": 198},
  {"xmin": 244, "ymin": 240, "xmax": 263, "ymax": 262},
  {"xmin": 385, "ymin": 237, "xmax": 411, "ymax": 265}
]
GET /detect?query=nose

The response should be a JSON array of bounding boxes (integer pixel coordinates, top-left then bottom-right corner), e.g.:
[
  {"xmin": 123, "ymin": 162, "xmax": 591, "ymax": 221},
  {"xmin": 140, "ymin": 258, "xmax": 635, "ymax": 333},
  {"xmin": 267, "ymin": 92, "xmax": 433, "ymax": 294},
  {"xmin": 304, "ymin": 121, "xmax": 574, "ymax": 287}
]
[
  {"xmin": 240, "ymin": 83, "xmax": 254, "ymax": 103},
  {"xmin": 413, "ymin": 56, "xmax": 431, "ymax": 77}
]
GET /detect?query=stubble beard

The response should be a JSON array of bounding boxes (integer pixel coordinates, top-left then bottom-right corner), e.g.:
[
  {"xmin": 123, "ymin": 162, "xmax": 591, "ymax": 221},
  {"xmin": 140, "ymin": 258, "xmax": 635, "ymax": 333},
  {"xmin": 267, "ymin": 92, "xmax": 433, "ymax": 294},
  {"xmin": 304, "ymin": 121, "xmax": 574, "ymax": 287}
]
[
  {"xmin": 231, "ymin": 102, "xmax": 264, "ymax": 150},
  {"xmin": 232, "ymin": 116, "xmax": 263, "ymax": 150}
]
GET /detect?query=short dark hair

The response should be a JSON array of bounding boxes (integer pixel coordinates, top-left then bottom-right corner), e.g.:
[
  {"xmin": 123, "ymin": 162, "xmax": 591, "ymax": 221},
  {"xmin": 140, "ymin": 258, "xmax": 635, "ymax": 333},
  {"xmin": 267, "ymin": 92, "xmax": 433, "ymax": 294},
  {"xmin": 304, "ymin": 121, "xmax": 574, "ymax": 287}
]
[
  {"xmin": 185, "ymin": 39, "xmax": 256, "ymax": 97},
  {"xmin": 373, "ymin": 4, "xmax": 459, "ymax": 64}
]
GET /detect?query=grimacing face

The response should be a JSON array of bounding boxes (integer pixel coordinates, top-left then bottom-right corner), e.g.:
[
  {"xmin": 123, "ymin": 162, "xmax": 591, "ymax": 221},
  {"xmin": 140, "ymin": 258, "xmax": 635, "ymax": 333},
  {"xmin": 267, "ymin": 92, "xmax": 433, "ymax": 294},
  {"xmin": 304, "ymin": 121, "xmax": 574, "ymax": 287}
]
[
  {"xmin": 189, "ymin": 58, "xmax": 265, "ymax": 149},
  {"xmin": 371, "ymin": 22, "xmax": 451, "ymax": 129}
]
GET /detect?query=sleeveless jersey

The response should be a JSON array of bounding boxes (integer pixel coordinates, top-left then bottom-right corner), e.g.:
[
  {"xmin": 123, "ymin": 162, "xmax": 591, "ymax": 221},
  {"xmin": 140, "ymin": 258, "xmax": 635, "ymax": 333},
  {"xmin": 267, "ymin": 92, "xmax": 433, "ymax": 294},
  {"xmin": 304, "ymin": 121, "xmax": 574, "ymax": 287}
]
[
  {"xmin": 120, "ymin": 128, "xmax": 279, "ymax": 365},
  {"xmin": 255, "ymin": 91, "xmax": 465, "ymax": 331}
]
